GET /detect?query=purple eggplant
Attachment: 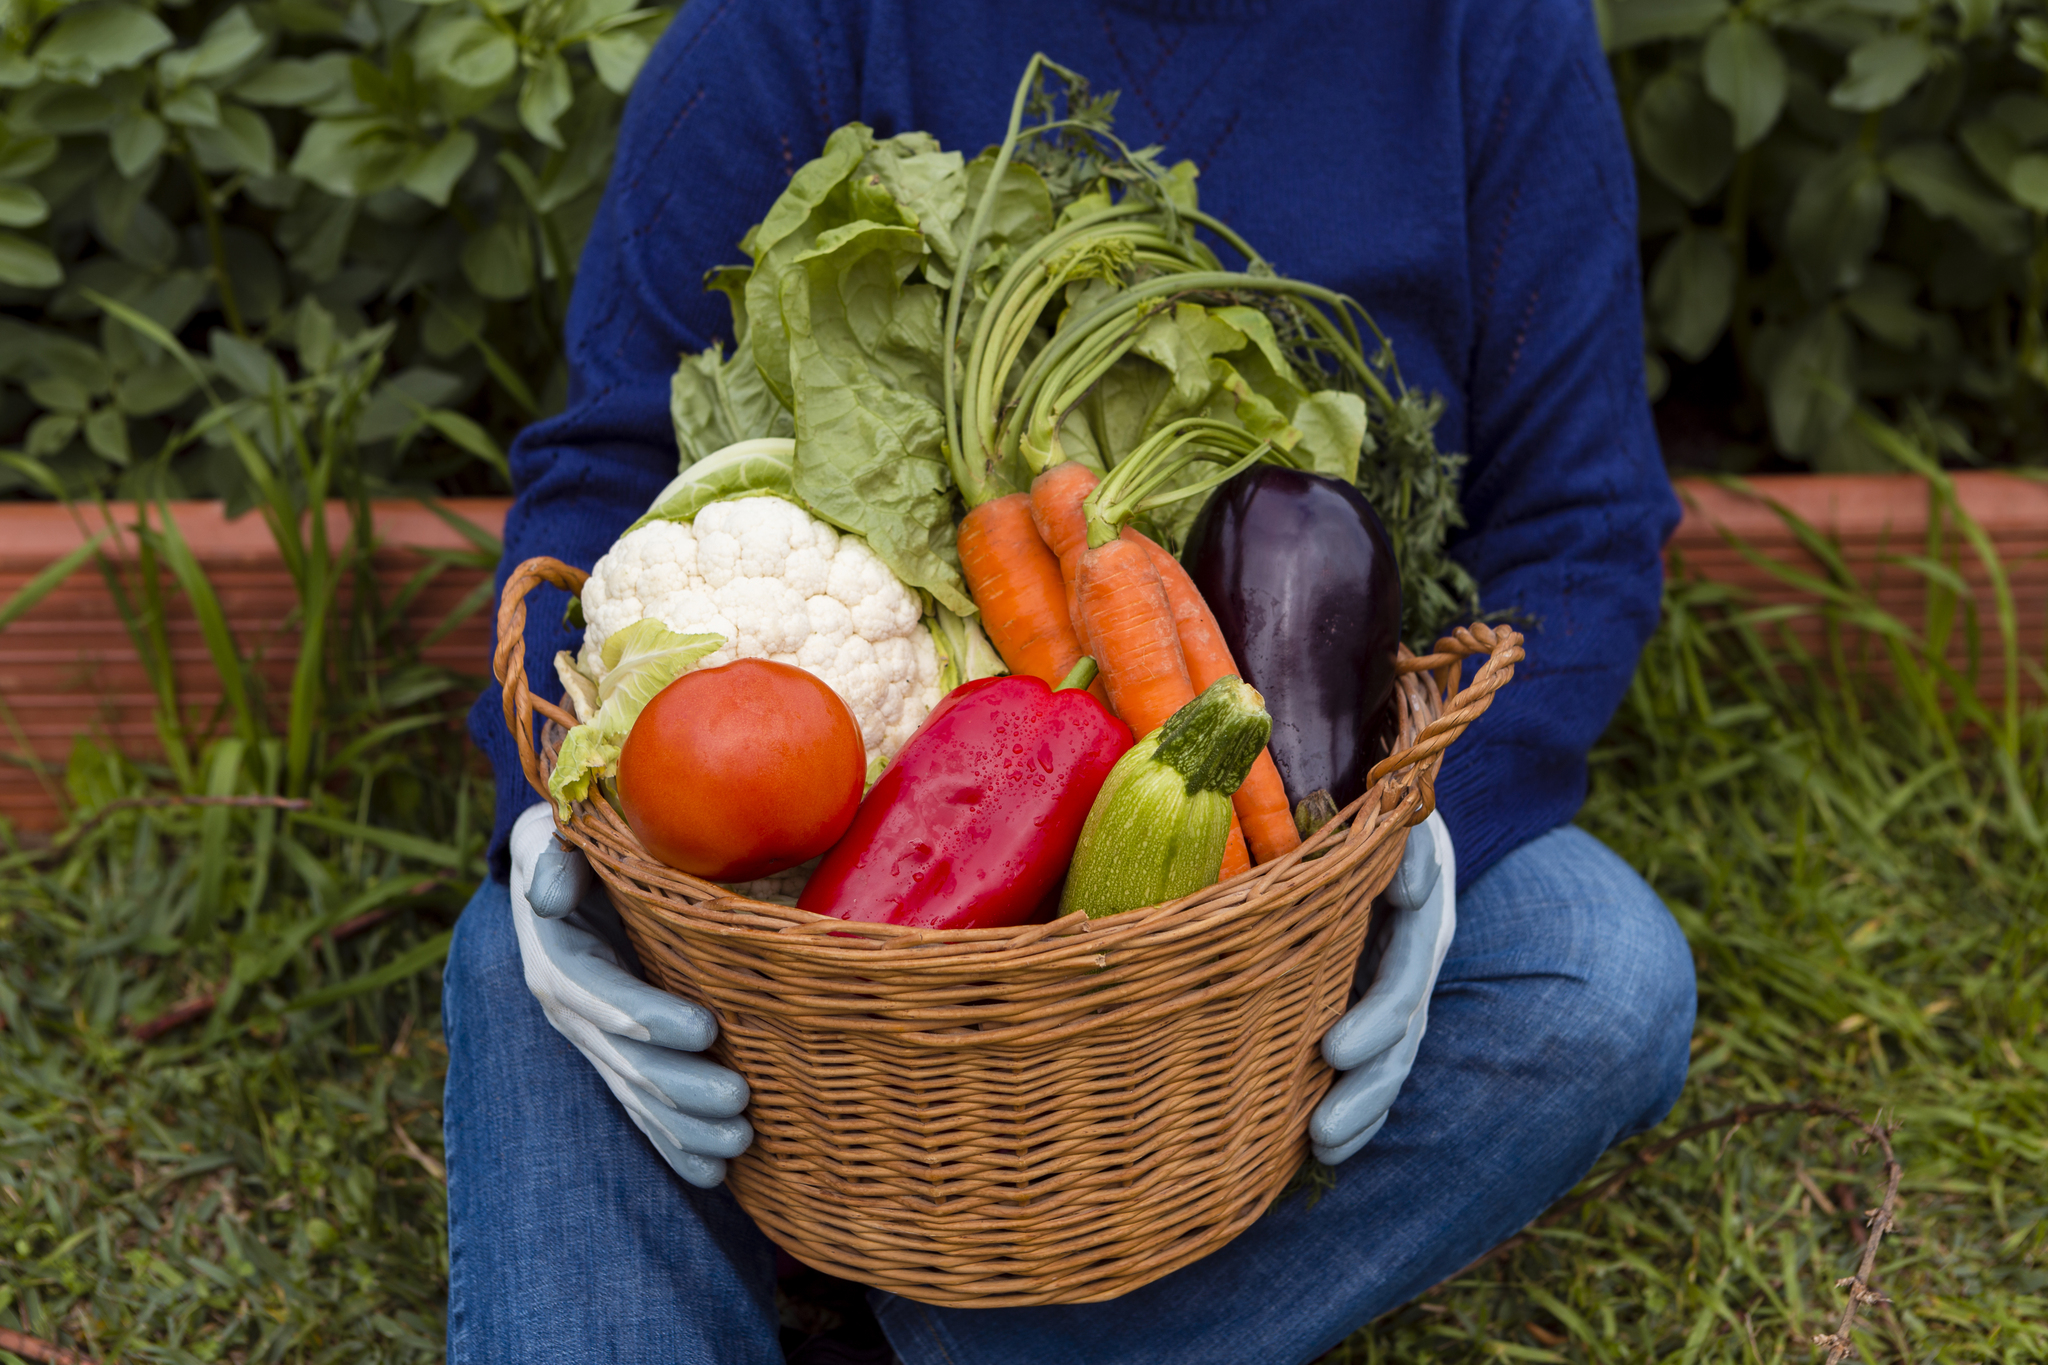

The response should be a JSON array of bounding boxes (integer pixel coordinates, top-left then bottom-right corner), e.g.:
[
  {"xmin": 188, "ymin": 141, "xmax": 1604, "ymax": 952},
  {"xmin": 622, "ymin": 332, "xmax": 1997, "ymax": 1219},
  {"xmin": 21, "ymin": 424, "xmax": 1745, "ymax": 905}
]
[{"xmin": 1183, "ymin": 467, "xmax": 1403, "ymax": 825}]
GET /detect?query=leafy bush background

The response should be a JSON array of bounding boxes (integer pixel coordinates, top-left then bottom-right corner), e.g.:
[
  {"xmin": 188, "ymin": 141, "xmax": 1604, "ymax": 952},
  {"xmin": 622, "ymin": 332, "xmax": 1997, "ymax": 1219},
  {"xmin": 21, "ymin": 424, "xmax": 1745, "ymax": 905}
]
[
  {"xmin": 0, "ymin": 0, "xmax": 669, "ymax": 505},
  {"xmin": 5, "ymin": 0, "xmax": 2048, "ymax": 500},
  {"xmin": 1606, "ymin": 0, "xmax": 2048, "ymax": 471}
]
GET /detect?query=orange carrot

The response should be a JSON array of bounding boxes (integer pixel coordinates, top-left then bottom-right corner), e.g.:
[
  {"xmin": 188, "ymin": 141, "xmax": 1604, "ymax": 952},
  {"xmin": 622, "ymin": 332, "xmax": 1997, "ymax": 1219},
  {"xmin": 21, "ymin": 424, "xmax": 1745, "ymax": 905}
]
[
  {"xmin": 1070, "ymin": 529, "xmax": 1250, "ymax": 871},
  {"xmin": 1219, "ymin": 820, "xmax": 1251, "ymax": 879},
  {"xmin": 1028, "ymin": 461, "xmax": 1099, "ymax": 560},
  {"xmin": 1138, "ymin": 536, "xmax": 1302, "ymax": 865},
  {"xmin": 1028, "ymin": 461, "xmax": 1102, "ymax": 645},
  {"xmin": 1035, "ymin": 461, "xmax": 1249, "ymax": 873},
  {"xmin": 1074, "ymin": 535, "xmax": 1192, "ymax": 736},
  {"xmin": 957, "ymin": 495, "xmax": 1084, "ymax": 686}
]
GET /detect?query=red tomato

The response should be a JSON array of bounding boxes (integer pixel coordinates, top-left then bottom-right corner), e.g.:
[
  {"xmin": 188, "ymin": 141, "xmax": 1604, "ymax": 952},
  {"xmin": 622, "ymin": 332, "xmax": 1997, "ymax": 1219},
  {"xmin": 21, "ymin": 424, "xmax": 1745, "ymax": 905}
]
[{"xmin": 615, "ymin": 658, "xmax": 865, "ymax": 881}]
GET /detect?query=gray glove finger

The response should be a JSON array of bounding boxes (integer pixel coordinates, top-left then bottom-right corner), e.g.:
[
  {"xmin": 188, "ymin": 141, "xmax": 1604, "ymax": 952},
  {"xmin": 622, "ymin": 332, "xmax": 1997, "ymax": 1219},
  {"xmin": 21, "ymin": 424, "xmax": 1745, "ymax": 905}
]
[
  {"xmin": 567, "ymin": 882, "xmax": 640, "ymax": 966},
  {"xmin": 1385, "ymin": 820, "xmax": 1441, "ymax": 913},
  {"xmin": 668, "ymin": 1151, "xmax": 729, "ymax": 1190},
  {"xmin": 609, "ymin": 1035, "xmax": 751, "ymax": 1118},
  {"xmin": 639, "ymin": 1105, "xmax": 755, "ymax": 1161},
  {"xmin": 528, "ymin": 834, "xmax": 593, "ymax": 920},
  {"xmin": 1310, "ymin": 1022, "xmax": 1425, "ymax": 1151},
  {"xmin": 573, "ymin": 877, "xmax": 625, "ymax": 931},
  {"xmin": 638, "ymin": 1121, "xmax": 730, "ymax": 1190},
  {"xmin": 1322, "ymin": 899, "xmax": 1442, "ymax": 1071},
  {"xmin": 532, "ymin": 913, "xmax": 719, "ymax": 1052},
  {"xmin": 1312, "ymin": 1110, "xmax": 1390, "ymax": 1167}
]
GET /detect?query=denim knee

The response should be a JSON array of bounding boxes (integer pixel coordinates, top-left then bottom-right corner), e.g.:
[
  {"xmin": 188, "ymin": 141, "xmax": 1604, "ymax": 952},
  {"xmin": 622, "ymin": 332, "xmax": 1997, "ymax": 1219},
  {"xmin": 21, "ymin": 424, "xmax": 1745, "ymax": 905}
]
[
  {"xmin": 444, "ymin": 880, "xmax": 520, "ymax": 1044},
  {"xmin": 1461, "ymin": 825, "xmax": 1697, "ymax": 1138},
  {"xmin": 1546, "ymin": 826, "xmax": 1694, "ymax": 1134}
]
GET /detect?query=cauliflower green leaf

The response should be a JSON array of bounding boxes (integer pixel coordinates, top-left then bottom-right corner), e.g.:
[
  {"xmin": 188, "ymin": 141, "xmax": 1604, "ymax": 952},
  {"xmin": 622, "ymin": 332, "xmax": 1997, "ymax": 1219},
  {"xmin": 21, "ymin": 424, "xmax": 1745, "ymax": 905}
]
[
  {"xmin": 930, "ymin": 604, "xmax": 1008, "ymax": 695},
  {"xmin": 596, "ymin": 618, "xmax": 726, "ymax": 702},
  {"xmin": 547, "ymin": 620, "xmax": 725, "ymax": 817},
  {"xmin": 553, "ymin": 650, "xmax": 600, "ymax": 723},
  {"xmin": 630, "ymin": 437, "xmax": 797, "ymax": 532}
]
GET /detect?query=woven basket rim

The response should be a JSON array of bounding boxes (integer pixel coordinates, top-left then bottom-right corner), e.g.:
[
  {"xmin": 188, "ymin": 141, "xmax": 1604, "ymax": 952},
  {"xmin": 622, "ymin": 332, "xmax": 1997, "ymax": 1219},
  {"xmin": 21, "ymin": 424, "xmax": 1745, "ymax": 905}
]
[{"xmin": 493, "ymin": 554, "xmax": 1525, "ymax": 963}]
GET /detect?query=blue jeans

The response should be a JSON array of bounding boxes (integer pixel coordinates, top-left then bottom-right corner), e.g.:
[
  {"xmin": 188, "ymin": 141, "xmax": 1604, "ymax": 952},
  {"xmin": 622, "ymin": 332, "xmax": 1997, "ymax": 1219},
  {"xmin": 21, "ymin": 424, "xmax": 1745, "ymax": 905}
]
[{"xmin": 443, "ymin": 824, "xmax": 1695, "ymax": 1364}]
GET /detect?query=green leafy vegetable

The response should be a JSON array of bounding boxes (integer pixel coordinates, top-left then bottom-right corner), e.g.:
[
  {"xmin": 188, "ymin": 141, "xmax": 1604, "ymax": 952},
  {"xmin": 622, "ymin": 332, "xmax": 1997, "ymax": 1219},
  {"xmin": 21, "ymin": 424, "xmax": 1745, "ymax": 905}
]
[
  {"xmin": 741, "ymin": 124, "xmax": 921, "ymax": 406},
  {"xmin": 654, "ymin": 53, "xmax": 1473, "ymax": 645},
  {"xmin": 669, "ymin": 342, "xmax": 791, "ymax": 466},
  {"xmin": 666, "ymin": 122, "xmax": 1077, "ymax": 607},
  {"xmin": 930, "ymin": 605, "xmax": 1009, "ymax": 694},
  {"xmin": 630, "ymin": 437, "xmax": 796, "ymax": 531},
  {"xmin": 553, "ymin": 649, "xmax": 600, "ymax": 722},
  {"xmin": 595, "ymin": 617, "xmax": 724, "ymax": 702},
  {"xmin": 779, "ymin": 221, "xmax": 972, "ymax": 612},
  {"xmin": 863, "ymin": 134, "xmax": 969, "ymax": 270},
  {"xmin": 1284, "ymin": 392, "xmax": 1369, "ymax": 482}
]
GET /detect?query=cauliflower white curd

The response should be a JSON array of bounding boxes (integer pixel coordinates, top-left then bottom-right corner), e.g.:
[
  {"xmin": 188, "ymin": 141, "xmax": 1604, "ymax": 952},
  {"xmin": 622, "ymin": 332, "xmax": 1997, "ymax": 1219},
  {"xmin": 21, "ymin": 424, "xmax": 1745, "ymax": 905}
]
[{"xmin": 577, "ymin": 495, "xmax": 943, "ymax": 769}]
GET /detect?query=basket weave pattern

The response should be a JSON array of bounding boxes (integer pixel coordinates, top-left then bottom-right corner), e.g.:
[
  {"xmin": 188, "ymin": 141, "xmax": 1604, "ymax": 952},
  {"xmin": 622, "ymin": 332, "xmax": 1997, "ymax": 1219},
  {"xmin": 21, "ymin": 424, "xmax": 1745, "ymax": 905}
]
[{"xmin": 496, "ymin": 556, "xmax": 1523, "ymax": 1307}]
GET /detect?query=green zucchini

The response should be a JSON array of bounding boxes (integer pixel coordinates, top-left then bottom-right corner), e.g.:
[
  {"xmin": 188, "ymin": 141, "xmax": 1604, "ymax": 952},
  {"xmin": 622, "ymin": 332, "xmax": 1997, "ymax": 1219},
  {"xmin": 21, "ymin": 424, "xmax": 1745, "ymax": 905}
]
[{"xmin": 1060, "ymin": 677, "xmax": 1273, "ymax": 919}]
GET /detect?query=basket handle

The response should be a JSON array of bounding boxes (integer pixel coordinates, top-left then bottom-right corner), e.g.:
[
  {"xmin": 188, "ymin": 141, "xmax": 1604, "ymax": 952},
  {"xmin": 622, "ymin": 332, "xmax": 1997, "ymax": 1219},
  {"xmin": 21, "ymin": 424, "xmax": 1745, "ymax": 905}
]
[
  {"xmin": 1370, "ymin": 622, "xmax": 1525, "ymax": 813},
  {"xmin": 494, "ymin": 555, "xmax": 592, "ymax": 802}
]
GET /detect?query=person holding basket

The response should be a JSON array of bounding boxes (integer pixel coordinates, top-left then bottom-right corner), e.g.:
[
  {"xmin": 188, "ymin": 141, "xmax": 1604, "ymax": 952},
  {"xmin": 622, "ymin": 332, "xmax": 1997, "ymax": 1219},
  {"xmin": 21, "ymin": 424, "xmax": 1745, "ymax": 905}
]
[{"xmin": 449, "ymin": 0, "xmax": 1698, "ymax": 1361}]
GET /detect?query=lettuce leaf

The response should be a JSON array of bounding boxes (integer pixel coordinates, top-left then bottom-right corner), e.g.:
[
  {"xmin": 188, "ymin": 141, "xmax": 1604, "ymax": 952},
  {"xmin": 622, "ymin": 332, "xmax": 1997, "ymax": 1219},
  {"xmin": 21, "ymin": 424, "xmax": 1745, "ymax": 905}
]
[
  {"xmin": 667, "ymin": 124, "xmax": 1065, "ymax": 619},
  {"xmin": 670, "ymin": 341, "xmax": 791, "ymax": 467},
  {"xmin": 547, "ymin": 620, "xmax": 725, "ymax": 817},
  {"xmin": 864, "ymin": 134, "xmax": 967, "ymax": 266},
  {"xmin": 779, "ymin": 220, "xmax": 975, "ymax": 614},
  {"xmin": 743, "ymin": 124, "xmax": 924, "ymax": 407},
  {"xmin": 705, "ymin": 265, "xmax": 751, "ymax": 343},
  {"xmin": 936, "ymin": 150, "xmax": 1056, "ymax": 325}
]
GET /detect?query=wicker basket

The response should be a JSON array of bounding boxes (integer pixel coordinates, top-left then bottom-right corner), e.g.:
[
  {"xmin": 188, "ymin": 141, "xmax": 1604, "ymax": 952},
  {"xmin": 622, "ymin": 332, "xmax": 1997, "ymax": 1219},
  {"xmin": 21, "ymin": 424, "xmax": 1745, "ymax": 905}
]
[{"xmin": 496, "ymin": 556, "xmax": 1522, "ymax": 1307}]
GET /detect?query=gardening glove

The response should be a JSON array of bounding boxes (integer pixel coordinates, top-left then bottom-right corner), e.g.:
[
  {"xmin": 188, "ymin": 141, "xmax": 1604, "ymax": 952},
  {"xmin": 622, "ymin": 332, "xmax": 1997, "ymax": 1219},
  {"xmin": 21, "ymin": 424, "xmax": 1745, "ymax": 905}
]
[
  {"xmin": 1308, "ymin": 809, "xmax": 1457, "ymax": 1165},
  {"xmin": 509, "ymin": 802, "xmax": 753, "ymax": 1187}
]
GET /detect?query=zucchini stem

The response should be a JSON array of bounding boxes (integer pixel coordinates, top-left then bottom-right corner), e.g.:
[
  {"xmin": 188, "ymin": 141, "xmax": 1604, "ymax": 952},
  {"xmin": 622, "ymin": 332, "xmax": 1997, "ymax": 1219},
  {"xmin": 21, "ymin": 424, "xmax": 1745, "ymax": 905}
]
[{"xmin": 1151, "ymin": 677, "xmax": 1271, "ymax": 795}]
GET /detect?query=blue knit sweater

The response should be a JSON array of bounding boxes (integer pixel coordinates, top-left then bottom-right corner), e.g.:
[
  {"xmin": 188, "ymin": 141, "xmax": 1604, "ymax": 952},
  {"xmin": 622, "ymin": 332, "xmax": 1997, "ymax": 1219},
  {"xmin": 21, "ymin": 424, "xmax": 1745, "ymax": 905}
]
[{"xmin": 471, "ymin": 0, "xmax": 1679, "ymax": 886}]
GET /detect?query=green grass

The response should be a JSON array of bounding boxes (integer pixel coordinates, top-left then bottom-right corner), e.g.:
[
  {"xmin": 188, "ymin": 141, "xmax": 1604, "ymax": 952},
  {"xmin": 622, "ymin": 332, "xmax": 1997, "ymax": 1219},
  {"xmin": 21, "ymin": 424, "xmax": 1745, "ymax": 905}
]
[
  {"xmin": 2, "ymin": 471, "xmax": 2044, "ymax": 1362},
  {"xmin": 1, "ymin": 306, "xmax": 489, "ymax": 1365},
  {"xmin": 1332, "ymin": 574, "xmax": 2048, "ymax": 1362},
  {"xmin": 1, "ymin": 787, "xmax": 471, "ymax": 1364}
]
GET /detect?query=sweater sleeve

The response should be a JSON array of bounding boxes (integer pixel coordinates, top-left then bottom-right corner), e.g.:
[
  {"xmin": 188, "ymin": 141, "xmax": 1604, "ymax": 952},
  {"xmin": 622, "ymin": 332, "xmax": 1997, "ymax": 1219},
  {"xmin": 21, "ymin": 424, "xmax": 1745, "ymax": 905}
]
[
  {"xmin": 1432, "ymin": 0, "xmax": 1680, "ymax": 885},
  {"xmin": 468, "ymin": 0, "xmax": 853, "ymax": 879}
]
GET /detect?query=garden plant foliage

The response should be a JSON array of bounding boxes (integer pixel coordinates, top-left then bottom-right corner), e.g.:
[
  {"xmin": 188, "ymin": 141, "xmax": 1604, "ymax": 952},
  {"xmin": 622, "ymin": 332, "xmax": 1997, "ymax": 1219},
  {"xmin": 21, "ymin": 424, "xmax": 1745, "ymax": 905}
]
[
  {"xmin": 1610, "ymin": 0, "xmax": 2048, "ymax": 470},
  {"xmin": 13, "ymin": 0, "xmax": 2048, "ymax": 503},
  {"xmin": 0, "ymin": 0, "xmax": 670, "ymax": 505}
]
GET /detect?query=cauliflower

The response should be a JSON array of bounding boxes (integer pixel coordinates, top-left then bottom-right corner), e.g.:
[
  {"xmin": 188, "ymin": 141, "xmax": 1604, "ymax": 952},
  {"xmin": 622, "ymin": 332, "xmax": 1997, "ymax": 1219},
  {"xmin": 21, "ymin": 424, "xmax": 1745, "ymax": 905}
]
[{"xmin": 576, "ymin": 495, "xmax": 944, "ymax": 771}]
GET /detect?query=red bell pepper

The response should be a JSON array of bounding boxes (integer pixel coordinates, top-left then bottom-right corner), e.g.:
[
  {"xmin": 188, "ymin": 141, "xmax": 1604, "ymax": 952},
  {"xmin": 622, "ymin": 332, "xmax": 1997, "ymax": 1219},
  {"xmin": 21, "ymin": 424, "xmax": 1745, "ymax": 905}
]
[{"xmin": 798, "ymin": 659, "xmax": 1132, "ymax": 929}]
